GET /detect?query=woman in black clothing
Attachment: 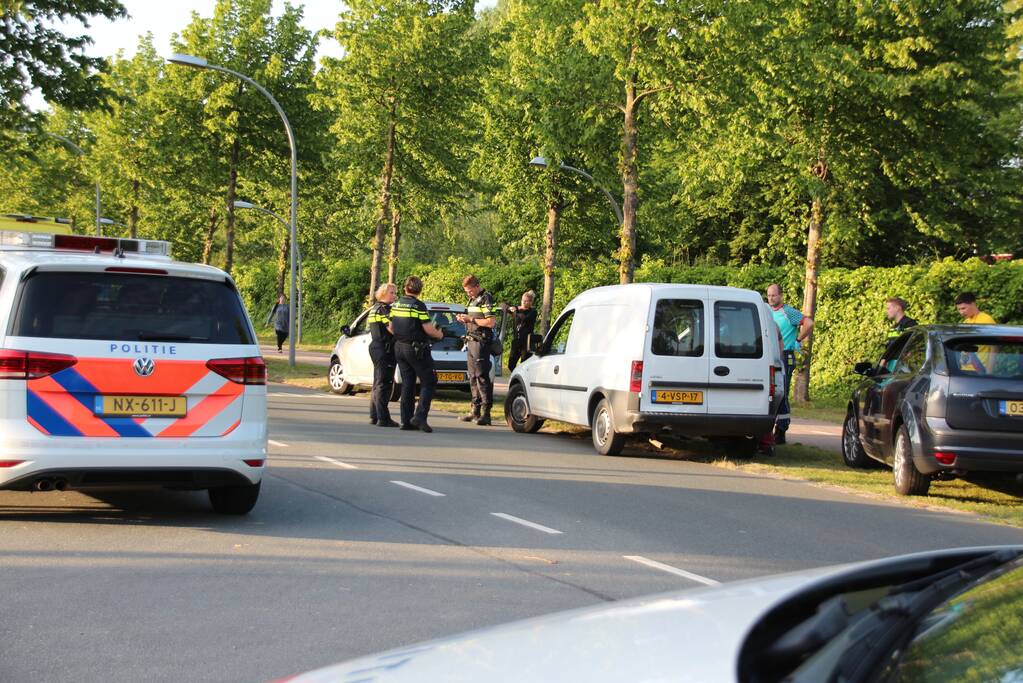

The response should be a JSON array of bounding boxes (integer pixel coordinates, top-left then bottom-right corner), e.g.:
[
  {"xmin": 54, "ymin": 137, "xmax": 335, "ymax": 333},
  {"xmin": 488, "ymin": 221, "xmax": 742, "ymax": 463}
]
[{"xmin": 507, "ymin": 290, "xmax": 537, "ymax": 371}]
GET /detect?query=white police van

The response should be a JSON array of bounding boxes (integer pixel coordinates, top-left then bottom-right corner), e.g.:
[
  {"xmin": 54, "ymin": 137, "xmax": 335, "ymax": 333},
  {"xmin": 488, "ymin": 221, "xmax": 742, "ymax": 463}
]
[
  {"xmin": 506, "ymin": 283, "xmax": 785, "ymax": 456},
  {"xmin": 0, "ymin": 230, "xmax": 267, "ymax": 514}
]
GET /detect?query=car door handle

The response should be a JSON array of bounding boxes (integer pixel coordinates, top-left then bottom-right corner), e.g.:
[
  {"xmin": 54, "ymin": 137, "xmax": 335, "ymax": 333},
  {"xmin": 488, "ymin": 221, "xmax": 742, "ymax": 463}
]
[
  {"xmin": 554, "ymin": 365, "xmax": 559, "ymax": 374},
  {"xmin": 713, "ymin": 366, "xmax": 730, "ymax": 376}
]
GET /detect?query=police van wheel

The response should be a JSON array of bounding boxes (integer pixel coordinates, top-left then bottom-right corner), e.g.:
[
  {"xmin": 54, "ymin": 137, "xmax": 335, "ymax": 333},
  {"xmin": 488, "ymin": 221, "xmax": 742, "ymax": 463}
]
[
  {"xmin": 209, "ymin": 481, "xmax": 261, "ymax": 515},
  {"xmin": 329, "ymin": 360, "xmax": 352, "ymax": 394},
  {"xmin": 505, "ymin": 384, "xmax": 543, "ymax": 434},
  {"xmin": 592, "ymin": 398, "xmax": 626, "ymax": 456}
]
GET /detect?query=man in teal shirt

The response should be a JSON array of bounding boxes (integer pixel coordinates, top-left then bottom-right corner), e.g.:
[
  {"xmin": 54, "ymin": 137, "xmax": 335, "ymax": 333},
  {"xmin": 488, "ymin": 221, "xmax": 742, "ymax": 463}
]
[{"xmin": 766, "ymin": 284, "xmax": 814, "ymax": 444}]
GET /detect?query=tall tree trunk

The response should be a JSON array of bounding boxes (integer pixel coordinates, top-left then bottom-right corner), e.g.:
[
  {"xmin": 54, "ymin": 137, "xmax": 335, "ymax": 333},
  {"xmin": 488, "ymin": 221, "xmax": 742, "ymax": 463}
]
[
  {"xmin": 223, "ymin": 137, "xmax": 240, "ymax": 275},
  {"xmin": 128, "ymin": 178, "xmax": 139, "ymax": 239},
  {"xmin": 276, "ymin": 232, "xmax": 289, "ymax": 298},
  {"xmin": 619, "ymin": 75, "xmax": 639, "ymax": 285},
  {"xmin": 540, "ymin": 198, "xmax": 563, "ymax": 334},
  {"xmin": 202, "ymin": 205, "xmax": 219, "ymax": 265},
  {"xmin": 369, "ymin": 105, "xmax": 397, "ymax": 302},
  {"xmin": 793, "ymin": 194, "xmax": 823, "ymax": 403},
  {"xmin": 387, "ymin": 205, "xmax": 401, "ymax": 285}
]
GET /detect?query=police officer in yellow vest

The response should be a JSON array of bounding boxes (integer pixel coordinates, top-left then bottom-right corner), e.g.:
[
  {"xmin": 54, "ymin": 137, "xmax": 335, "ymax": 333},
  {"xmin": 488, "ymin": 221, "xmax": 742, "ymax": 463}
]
[
  {"xmin": 368, "ymin": 283, "xmax": 399, "ymax": 428},
  {"xmin": 389, "ymin": 276, "xmax": 443, "ymax": 432},
  {"xmin": 456, "ymin": 274, "xmax": 497, "ymax": 426},
  {"xmin": 884, "ymin": 296, "xmax": 917, "ymax": 351}
]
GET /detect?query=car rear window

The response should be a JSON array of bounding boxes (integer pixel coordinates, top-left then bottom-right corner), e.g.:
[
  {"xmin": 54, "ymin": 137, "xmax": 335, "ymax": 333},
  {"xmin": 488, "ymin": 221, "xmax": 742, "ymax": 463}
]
[
  {"xmin": 10, "ymin": 271, "xmax": 254, "ymax": 344},
  {"xmin": 944, "ymin": 337, "xmax": 1023, "ymax": 379},
  {"xmin": 714, "ymin": 301, "xmax": 763, "ymax": 359},
  {"xmin": 431, "ymin": 310, "xmax": 467, "ymax": 351},
  {"xmin": 652, "ymin": 299, "xmax": 704, "ymax": 357}
]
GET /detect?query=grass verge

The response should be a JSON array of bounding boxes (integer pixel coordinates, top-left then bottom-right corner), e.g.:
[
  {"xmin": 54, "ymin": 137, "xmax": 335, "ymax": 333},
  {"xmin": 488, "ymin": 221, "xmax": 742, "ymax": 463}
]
[
  {"xmin": 264, "ymin": 358, "xmax": 330, "ymax": 392},
  {"xmin": 790, "ymin": 399, "xmax": 848, "ymax": 424},
  {"xmin": 256, "ymin": 331, "xmax": 335, "ymax": 353}
]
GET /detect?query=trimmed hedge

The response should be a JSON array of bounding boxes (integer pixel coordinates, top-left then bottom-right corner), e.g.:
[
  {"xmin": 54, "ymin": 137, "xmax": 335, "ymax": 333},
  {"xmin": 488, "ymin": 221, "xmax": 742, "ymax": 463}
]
[{"xmin": 234, "ymin": 256, "xmax": 1023, "ymax": 399}]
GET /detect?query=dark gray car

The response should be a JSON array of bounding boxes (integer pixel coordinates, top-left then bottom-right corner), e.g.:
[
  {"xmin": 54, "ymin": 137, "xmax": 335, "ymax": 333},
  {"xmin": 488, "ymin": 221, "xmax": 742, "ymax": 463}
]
[{"xmin": 842, "ymin": 324, "xmax": 1023, "ymax": 496}]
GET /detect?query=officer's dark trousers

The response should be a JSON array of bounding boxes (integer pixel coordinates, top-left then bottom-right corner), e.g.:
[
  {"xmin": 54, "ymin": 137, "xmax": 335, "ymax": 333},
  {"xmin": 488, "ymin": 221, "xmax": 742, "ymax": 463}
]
[
  {"xmin": 395, "ymin": 342, "xmax": 437, "ymax": 425},
  {"xmin": 466, "ymin": 340, "xmax": 493, "ymax": 409},
  {"xmin": 369, "ymin": 344, "xmax": 395, "ymax": 423}
]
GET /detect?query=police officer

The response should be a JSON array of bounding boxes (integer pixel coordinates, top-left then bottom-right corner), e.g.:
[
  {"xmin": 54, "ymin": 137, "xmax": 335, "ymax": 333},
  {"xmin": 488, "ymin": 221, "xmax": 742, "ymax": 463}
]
[
  {"xmin": 456, "ymin": 274, "xmax": 497, "ymax": 426},
  {"xmin": 884, "ymin": 296, "xmax": 917, "ymax": 351},
  {"xmin": 389, "ymin": 276, "xmax": 443, "ymax": 432},
  {"xmin": 368, "ymin": 282, "xmax": 399, "ymax": 428}
]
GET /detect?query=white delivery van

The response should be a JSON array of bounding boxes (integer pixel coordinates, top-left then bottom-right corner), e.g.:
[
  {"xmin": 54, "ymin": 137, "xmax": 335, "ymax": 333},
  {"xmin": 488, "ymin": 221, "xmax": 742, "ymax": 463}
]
[{"xmin": 504, "ymin": 284, "xmax": 785, "ymax": 455}]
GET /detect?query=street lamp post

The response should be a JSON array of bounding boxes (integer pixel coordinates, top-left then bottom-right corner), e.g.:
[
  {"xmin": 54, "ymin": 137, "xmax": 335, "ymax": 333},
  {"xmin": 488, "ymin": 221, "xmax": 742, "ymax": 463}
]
[
  {"xmin": 233, "ymin": 200, "xmax": 304, "ymax": 343},
  {"xmin": 39, "ymin": 132, "xmax": 102, "ymax": 236},
  {"xmin": 169, "ymin": 53, "xmax": 299, "ymax": 367},
  {"xmin": 529, "ymin": 156, "xmax": 623, "ymax": 225}
]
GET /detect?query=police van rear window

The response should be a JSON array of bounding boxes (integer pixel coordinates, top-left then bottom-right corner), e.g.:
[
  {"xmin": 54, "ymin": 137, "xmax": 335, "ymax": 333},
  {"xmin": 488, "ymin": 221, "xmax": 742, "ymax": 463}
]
[
  {"xmin": 9, "ymin": 271, "xmax": 254, "ymax": 344},
  {"xmin": 714, "ymin": 301, "xmax": 763, "ymax": 359}
]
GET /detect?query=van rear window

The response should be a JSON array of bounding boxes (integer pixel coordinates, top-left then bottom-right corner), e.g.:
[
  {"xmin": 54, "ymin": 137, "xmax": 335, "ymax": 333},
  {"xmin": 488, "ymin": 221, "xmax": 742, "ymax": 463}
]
[
  {"xmin": 715, "ymin": 301, "xmax": 763, "ymax": 359},
  {"xmin": 652, "ymin": 299, "xmax": 704, "ymax": 357},
  {"xmin": 10, "ymin": 271, "xmax": 254, "ymax": 344}
]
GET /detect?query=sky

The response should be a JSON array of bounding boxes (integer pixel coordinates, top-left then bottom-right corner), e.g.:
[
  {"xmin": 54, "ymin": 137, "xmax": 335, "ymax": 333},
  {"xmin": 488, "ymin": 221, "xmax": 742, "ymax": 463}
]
[{"xmin": 66, "ymin": 0, "xmax": 498, "ymax": 61}]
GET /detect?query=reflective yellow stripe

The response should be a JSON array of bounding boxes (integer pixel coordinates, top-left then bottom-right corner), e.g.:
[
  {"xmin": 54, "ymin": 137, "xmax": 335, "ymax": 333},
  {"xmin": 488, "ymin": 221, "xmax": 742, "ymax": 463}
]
[
  {"xmin": 390, "ymin": 307, "xmax": 429, "ymax": 320},
  {"xmin": 368, "ymin": 314, "xmax": 390, "ymax": 324}
]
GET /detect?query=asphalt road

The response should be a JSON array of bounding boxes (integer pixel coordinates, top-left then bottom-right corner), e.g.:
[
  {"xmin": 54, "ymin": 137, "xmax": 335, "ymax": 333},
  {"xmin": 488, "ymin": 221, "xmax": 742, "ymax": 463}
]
[{"xmin": 2, "ymin": 385, "xmax": 1021, "ymax": 683}]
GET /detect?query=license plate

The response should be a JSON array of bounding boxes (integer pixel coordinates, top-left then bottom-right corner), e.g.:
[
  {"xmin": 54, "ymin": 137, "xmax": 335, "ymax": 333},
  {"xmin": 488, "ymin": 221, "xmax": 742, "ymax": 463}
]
[
  {"xmin": 1000, "ymin": 400, "xmax": 1023, "ymax": 417},
  {"xmin": 437, "ymin": 372, "xmax": 466, "ymax": 383},
  {"xmin": 97, "ymin": 395, "xmax": 187, "ymax": 418},
  {"xmin": 651, "ymin": 389, "xmax": 704, "ymax": 405}
]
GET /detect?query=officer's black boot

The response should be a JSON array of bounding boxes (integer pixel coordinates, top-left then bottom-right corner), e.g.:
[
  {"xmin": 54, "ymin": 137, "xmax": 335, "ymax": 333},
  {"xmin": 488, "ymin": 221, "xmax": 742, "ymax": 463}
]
[
  {"xmin": 475, "ymin": 405, "xmax": 492, "ymax": 426},
  {"xmin": 459, "ymin": 405, "xmax": 480, "ymax": 422}
]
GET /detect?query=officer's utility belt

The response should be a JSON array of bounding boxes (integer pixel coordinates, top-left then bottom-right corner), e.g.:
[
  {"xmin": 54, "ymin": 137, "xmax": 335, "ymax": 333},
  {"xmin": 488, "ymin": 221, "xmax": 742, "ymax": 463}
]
[{"xmin": 397, "ymin": 339, "xmax": 432, "ymax": 359}]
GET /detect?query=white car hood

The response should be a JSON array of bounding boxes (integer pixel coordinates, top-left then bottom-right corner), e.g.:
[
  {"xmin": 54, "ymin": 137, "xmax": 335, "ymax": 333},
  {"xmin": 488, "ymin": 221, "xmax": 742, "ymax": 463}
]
[{"xmin": 283, "ymin": 568, "xmax": 834, "ymax": 683}]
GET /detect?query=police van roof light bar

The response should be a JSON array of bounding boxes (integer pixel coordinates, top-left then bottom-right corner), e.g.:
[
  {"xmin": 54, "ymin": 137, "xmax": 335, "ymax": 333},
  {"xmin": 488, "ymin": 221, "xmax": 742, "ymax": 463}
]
[{"xmin": 0, "ymin": 230, "xmax": 171, "ymax": 258}]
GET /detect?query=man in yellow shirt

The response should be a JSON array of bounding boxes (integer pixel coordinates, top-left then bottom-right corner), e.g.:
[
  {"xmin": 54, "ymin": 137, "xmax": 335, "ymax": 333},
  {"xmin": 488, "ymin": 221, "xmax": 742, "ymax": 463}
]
[
  {"xmin": 955, "ymin": 292, "xmax": 996, "ymax": 325},
  {"xmin": 955, "ymin": 292, "xmax": 996, "ymax": 373}
]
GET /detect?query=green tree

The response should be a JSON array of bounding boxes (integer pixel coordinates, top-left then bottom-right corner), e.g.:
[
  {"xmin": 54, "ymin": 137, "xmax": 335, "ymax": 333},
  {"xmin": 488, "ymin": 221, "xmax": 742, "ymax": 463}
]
[
  {"xmin": 316, "ymin": 0, "xmax": 484, "ymax": 301},
  {"xmin": 0, "ymin": 0, "xmax": 126, "ymax": 143}
]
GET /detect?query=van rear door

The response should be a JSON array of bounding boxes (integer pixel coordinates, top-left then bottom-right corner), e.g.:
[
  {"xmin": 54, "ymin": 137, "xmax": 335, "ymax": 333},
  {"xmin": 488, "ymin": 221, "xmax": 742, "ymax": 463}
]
[
  {"xmin": 641, "ymin": 294, "xmax": 709, "ymax": 415},
  {"xmin": 706, "ymin": 299, "xmax": 770, "ymax": 415}
]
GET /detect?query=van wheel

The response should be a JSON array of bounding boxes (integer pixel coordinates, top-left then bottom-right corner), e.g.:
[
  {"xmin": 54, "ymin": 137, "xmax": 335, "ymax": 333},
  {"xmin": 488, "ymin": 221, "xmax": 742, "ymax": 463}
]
[
  {"xmin": 209, "ymin": 481, "xmax": 261, "ymax": 515},
  {"xmin": 727, "ymin": 436, "xmax": 759, "ymax": 459},
  {"xmin": 592, "ymin": 398, "xmax": 626, "ymax": 456},
  {"xmin": 329, "ymin": 360, "xmax": 352, "ymax": 395},
  {"xmin": 893, "ymin": 425, "xmax": 930, "ymax": 496},
  {"xmin": 841, "ymin": 411, "xmax": 873, "ymax": 468},
  {"xmin": 505, "ymin": 384, "xmax": 543, "ymax": 433}
]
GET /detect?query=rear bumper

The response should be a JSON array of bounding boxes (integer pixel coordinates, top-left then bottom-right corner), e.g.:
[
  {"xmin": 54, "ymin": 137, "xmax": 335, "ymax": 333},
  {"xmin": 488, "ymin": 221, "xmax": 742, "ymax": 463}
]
[
  {"xmin": 0, "ymin": 466, "xmax": 256, "ymax": 491},
  {"xmin": 631, "ymin": 413, "xmax": 776, "ymax": 438},
  {"xmin": 916, "ymin": 417, "xmax": 1023, "ymax": 475}
]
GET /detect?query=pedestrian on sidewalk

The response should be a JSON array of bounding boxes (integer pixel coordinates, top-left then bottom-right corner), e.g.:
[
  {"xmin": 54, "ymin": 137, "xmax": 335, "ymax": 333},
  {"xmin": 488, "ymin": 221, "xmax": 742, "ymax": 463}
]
[
  {"xmin": 766, "ymin": 284, "xmax": 813, "ymax": 445},
  {"xmin": 266, "ymin": 295, "xmax": 290, "ymax": 353},
  {"xmin": 506, "ymin": 290, "xmax": 537, "ymax": 371}
]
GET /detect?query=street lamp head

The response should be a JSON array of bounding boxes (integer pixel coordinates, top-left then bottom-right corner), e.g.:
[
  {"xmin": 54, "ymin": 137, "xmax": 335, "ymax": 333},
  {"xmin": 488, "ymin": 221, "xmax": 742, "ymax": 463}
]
[
  {"xmin": 98, "ymin": 218, "xmax": 115, "ymax": 225},
  {"xmin": 528, "ymin": 156, "xmax": 549, "ymax": 168},
  {"xmin": 233, "ymin": 200, "xmax": 255, "ymax": 209},
  {"xmin": 167, "ymin": 53, "xmax": 209, "ymax": 69}
]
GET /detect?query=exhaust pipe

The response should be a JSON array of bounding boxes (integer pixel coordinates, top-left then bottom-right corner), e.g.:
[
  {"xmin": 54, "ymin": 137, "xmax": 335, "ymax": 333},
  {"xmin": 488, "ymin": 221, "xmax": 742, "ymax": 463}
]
[
  {"xmin": 54, "ymin": 478, "xmax": 68, "ymax": 492},
  {"xmin": 33, "ymin": 478, "xmax": 53, "ymax": 492}
]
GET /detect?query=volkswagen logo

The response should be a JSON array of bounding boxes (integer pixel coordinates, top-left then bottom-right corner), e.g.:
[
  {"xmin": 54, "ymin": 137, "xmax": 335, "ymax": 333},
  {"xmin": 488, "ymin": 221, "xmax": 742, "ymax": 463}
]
[{"xmin": 133, "ymin": 357, "xmax": 155, "ymax": 378}]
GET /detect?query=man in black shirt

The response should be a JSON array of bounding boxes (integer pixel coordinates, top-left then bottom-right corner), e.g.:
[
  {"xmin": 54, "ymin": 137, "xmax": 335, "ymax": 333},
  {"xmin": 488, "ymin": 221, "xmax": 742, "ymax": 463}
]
[
  {"xmin": 885, "ymin": 296, "xmax": 918, "ymax": 350},
  {"xmin": 367, "ymin": 282, "xmax": 398, "ymax": 428},
  {"xmin": 456, "ymin": 274, "xmax": 497, "ymax": 426},
  {"xmin": 389, "ymin": 276, "xmax": 443, "ymax": 432},
  {"xmin": 506, "ymin": 290, "xmax": 537, "ymax": 371}
]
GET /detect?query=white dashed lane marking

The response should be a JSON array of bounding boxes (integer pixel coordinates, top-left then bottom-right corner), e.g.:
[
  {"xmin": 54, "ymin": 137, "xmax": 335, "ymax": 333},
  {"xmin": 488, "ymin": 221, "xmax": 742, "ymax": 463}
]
[
  {"xmin": 623, "ymin": 555, "xmax": 720, "ymax": 586},
  {"xmin": 315, "ymin": 455, "xmax": 359, "ymax": 470},
  {"xmin": 390, "ymin": 481, "xmax": 446, "ymax": 497},
  {"xmin": 491, "ymin": 513, "xmax": 563, "ymax": 535}
]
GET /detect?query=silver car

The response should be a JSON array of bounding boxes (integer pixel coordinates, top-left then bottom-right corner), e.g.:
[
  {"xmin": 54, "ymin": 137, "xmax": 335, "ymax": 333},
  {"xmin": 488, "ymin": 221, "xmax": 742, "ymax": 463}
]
[{"xmin": 328, "ymin": 301, "xmax": 499, "ymax": 397}]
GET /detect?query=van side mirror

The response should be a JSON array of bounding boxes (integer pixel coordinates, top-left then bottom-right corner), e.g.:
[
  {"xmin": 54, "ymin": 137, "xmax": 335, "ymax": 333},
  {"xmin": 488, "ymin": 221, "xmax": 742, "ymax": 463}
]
[
  {"xmin": 527, "ymin": 333, "xmax": 544, "ymax": 356},
  {"xmin": 341, "ymin": 325, "xmax": 352, "ymax": 337},
  {"xmin": 853, "ymin": 361, "xmax": 874, "ymax": 376}
]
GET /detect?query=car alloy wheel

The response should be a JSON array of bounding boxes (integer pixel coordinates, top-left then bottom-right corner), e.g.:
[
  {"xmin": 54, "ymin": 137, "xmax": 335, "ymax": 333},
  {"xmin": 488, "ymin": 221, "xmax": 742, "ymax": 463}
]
[
  {"xmin": 329, "ymin": 360, "xmax": 352, "ymax": 394},
  {"xmin": 893, "ymin": 425, "xmax": 930, "ymax": 496},
  {"xmin": 841, "ymin": 412, "xmax": 872, "ymax": 469}
]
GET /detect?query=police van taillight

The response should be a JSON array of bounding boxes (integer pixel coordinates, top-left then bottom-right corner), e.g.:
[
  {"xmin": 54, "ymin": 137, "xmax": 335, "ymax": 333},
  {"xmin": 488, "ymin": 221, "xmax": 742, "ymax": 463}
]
[
  {"xmin": 0, "ymin": 350, "xmax": 77, "ymax": 380},
  {"xmin": 206, "ymin": 357, "xmax": 267, "ymax": 385},
  {"xmin": 629, "ymin": 361, "xmax": 644, "ymax": 394}
]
